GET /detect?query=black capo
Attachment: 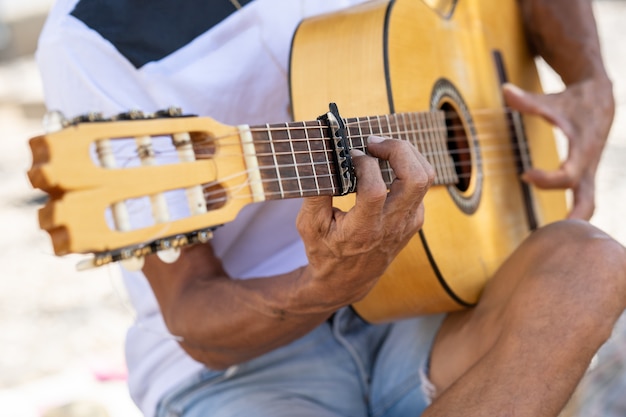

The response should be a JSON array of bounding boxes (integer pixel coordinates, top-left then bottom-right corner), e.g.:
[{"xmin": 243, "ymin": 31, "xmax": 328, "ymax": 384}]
[{"xmin": 318, "ymin": 103, "xmax": 357, "ymax": 195}]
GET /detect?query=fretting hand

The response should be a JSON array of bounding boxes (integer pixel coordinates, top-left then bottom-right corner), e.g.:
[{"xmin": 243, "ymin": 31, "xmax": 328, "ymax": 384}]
[{"xmin": 295, "ymin": 135, "xmax": 435, "ymax": 312}]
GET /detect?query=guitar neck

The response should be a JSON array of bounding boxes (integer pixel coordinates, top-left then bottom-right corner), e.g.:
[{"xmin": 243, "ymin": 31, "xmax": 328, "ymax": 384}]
[{"xmin": 241, "ymin": 111, "xmax": 459, "ymax": 201}]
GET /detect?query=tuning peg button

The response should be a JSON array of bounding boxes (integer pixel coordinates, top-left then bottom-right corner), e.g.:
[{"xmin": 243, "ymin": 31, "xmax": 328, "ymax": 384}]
[
  {"xmin": 157, "ymin": 248, "xmax": 181, "ymax": 264},
  {"xmin": 120, "ymin": 256, "xmax": 146, "ymax": 271},
  {"xmin": 43, "ymin": 111, "xmax": 67, "ymax": 133}
]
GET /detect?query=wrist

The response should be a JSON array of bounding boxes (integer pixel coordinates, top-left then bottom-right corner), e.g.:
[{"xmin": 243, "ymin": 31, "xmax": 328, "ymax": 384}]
[{"xmin": 285, "ymin": 265, "xmax": 355, "ymax": 317}]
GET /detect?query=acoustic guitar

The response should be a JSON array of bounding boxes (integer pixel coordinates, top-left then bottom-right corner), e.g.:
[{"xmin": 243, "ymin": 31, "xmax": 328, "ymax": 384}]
[{"xmin": 28, "ymin": 0, "xmax": 567, "ymax": 323}]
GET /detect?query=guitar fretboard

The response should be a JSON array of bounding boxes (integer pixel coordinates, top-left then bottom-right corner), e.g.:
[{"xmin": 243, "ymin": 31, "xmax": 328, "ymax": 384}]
[{"xmin": 250, "ymin": 111, "xmax": 459, "ymax": 200}]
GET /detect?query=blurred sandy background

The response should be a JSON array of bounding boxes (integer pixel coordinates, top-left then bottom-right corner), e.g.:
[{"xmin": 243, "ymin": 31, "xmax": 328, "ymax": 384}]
[{"xmin": 0, "ymin": 1, "xmax": 624, "ymax": 416}]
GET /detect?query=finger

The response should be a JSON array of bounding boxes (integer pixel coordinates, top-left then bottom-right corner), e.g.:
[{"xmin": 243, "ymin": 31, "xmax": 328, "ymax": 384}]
[
  {"xmin": 568, "ymin": 176, "xmax": 596, "ymax": 221},
  {"xmin": 502, "ymin": 83, "xmax": 572, "ymax": 138},
  {"xmin": 366, "ymin": 135, "xmax": 434, "ymax": 196},
  {"xmin": 522, "ymin": 140, "xmax": 590, "ymax": 189},
  {"xmin": 522, "ymin": 165, "xmax": 577, "ymax": 190},
  {"xmin": 365, "ymin": 136, "xmax": 433, "ymax": 233},
  {"xmin": 297, "ymin": 195, "xmax": 334, "ymax": 238},
  {"xmin": 349, "ymin": 147, "xmax": 388, "ymax": 217}
]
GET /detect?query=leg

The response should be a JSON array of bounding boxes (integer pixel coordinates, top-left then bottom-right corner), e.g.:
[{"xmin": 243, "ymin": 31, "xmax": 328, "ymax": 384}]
[
  {"xmin": 426, "ymin": 219, "xmax": 626, "ymax": 417},
  {"xmin": 156, "ymin": 309, "xmax": 386, "ymax": 417},
  {"xmin": 368, "ymin": 313, "xmax": 445, "ymax": 417}
]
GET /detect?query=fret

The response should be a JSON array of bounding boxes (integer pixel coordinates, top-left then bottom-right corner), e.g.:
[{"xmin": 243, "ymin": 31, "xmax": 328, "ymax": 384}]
[
  {"xmin": 400, "ymin": 113, "xmax": 410, "ymax": 146},
  {"xmin": 437, "ymin": 111, "xmax": 458, "ymax": 184},
  {"xmin": 355, "ymin": 117, "xmax": 366, "ymax": 150},
  {"xmin": 408, "ymin": 113, "xmax": 420, "ymax": 153},
  {"xmin": 425, "ymin": 113, "xmax": 443, "ymax": 183},
  {"xmin": 381, "ymin": 115, "xmax": 396, "ymax": 185},
  {"xmin": 384, "ymin": 114, "xmax": 391, "ymax": 136},
  {"xmin": 372, "ymin": 115, "xmax": 380, "ymax": 135},
  {"xmin": 429, "ymin": 112, "xmax": 446, "ymax": 183},
  {"xmin": 416, "ymin": 113, "xmax": 428, "ymax": 155},
  {"xmin": 398, "ymin": 113, "xmax": 407, "ymax": 142},
  {"xmin": 266, "ymin": 124, "xmax": 286, "ymax": 197},
  {"xmin": 345, "ymin": 117, "xmax": 365, "ymax": 151},
  {"xmin": 428, "ymin": 112, "xmax": 445, "ymax": 183},
  {"xmin": 285, "ymin": 122, "xmax": 304, "ymax": 197},
  {"xmin": 418, "ymin": 112, "xmax": 434, "ymax": 177},
  {"xmin": 435, "ymin": 111, "xmax": 457, "ymax": 185},
  {"xmin": 366, "ymin": 115, "xmax": 375, "ymax": 140},
  {"xmin": 407, "ymin": 112, "xmax": 421, "ymax": 176},
  {"xmin": 374, "ymin": 115, "xmax": 389, "ymax": 184},
  {"xmin": 344, "ymin": 117, "xmax": 355, "ymax": 148},
  {"xmin": 387, "ymin": 114, "xmax": 393, "ymax": 135},
  {"xmin": 302, "ymin": 121, "xmax": 321, "ymax": 195}
]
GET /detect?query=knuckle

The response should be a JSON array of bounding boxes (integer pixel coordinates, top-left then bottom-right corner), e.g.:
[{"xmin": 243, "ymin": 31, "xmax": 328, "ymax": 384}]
[
  {"xmin": 410, "ymin": 167, "xmax": 434, "ymax": 192},
  {"xmin": 362, "ymin": 187, "xmax": 388, "ymax": 208}
]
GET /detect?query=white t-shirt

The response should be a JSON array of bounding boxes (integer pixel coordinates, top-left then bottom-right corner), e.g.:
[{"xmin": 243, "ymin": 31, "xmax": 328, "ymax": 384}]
[{"xmin": 36, "ymin": 0, "xmax": 368, "ymax": 415}]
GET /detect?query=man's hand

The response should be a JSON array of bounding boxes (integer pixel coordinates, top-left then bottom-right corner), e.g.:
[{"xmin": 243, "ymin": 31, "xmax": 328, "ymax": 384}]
[
  {"xmin": 295, "ymin": 135, "xmax": 435, "ymax": 312},
  {"xmin": 503, "ymin": 77, "xmax": 615, "ymax": 220}
]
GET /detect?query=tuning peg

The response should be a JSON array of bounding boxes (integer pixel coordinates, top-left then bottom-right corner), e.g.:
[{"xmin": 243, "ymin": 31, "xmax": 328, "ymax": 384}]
[
  {"xmin": 43, "ymin": 110, "xmax": 68, "ymax": 133},
  {"xmin": 69, "ymin": 112, "xmax": 105, "ymax": 124},
  {"xmin": 120, "ymin": 256, "xmax": 146, "ymax": 271},
  {"xmin": 154, "ymin": 106, "xmax": 183, "ymax": 117},
  {"xmin": 76, "ymin": 257, "xmax": 97, "ymax": 271}
]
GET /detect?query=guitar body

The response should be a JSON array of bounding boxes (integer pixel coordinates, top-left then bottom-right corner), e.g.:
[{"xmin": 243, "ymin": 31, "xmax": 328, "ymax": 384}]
[{"xmin": 290, "ymin": 0, "xmax": 567, "ymax": 322}]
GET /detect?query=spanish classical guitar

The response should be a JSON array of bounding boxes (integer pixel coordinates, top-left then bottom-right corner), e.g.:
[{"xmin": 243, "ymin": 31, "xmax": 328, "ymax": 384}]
[{"xmin": 28, "ymin": 0, "xmax": 567, "ymax": 323}]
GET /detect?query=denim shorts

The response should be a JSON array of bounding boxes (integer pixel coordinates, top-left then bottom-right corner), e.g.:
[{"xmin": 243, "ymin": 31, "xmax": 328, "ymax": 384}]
[{"xmin": 156, "ymin": 308, "xmax": 445, "ymax": 417}]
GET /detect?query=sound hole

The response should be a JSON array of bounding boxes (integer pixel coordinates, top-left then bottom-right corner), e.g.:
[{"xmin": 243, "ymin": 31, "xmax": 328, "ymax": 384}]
[
  {"xmin": 440, "ymin": 102, "xmax": 471, "ymax": 193},
  {"xmin": 430, "ymin": 78, "xmax": 482, "ymax": 215}
]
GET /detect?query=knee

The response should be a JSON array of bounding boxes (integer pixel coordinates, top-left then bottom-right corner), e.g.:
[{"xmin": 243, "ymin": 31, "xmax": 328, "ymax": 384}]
[
  {"xmin": 532, "ymin": 219, "xmax": 625, "ymax": 267},
  {"xmin": 534, "ymin": 218, "xmax": 614, "ymax": 242},
  {"xmin": 529, "ymin": 219, "xmax": 626, "ymax": 329}
]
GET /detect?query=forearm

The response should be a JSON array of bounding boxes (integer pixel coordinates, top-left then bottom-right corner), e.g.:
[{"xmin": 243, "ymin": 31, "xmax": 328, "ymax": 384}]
[
  {"xmin": 519, "ymin": 0, "xmax": 610, "ymax": 85},
  {"xmin": 142, "ymin": 243, "xmax": 337, "ymax": 370}
]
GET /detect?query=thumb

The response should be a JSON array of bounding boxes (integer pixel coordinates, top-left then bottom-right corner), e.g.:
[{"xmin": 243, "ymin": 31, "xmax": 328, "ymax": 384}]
[{"xmin": 297, "ymin": 195, "xmax": 335, "ymax": 238}]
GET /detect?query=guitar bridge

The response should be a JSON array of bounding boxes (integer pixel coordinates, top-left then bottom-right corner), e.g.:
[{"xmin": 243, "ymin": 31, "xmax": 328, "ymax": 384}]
[{"xmin": 318, "ymin": 103, "xmax": 356, "ymax": 196}]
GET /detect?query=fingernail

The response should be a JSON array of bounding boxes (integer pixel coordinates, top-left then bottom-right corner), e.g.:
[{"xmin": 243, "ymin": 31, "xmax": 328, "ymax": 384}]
[
  {"xmin": 350, "ymin": 149, "xmax": 365, "ymax": 157},
  {"xmin": 367, "ymin": 135, "xmax": 385, "ymax": 144},
  {"xmin": 503, "ymin": 83, "xmax": 523, "ymax": 95}
]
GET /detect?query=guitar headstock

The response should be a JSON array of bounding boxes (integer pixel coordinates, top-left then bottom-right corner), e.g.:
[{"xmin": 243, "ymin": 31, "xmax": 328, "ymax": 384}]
[{"xmin": 28, "ymin": 108, "xmax": 258, "ymax": 269}]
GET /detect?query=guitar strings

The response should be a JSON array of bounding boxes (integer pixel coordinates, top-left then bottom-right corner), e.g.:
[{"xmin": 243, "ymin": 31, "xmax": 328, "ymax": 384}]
[
  {"xmin": 196, "ymin": 164, "xmax": 528, "ymax": 208},
  {"xmin": 113, "ymin": 153, "xmax": 535, "ymax": 224},
  {"xmin": 103, "ymin": 106, "xmax": 551, "ymax": 212},
  {"xmin": 111, "ymin": 130, "xmax": 535, "ymax": 177},
  {"xmin": 106, "ymin": 107, "xmax": 538, "ymax": 166},
  {"xmin": 149, "ymin": 130, "xmax": 531, "ymax": 163}
]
